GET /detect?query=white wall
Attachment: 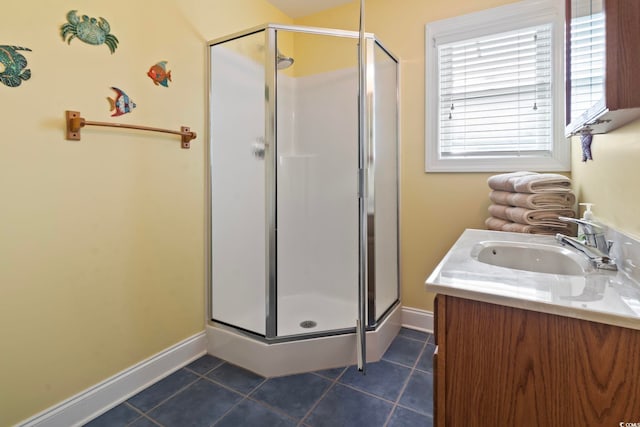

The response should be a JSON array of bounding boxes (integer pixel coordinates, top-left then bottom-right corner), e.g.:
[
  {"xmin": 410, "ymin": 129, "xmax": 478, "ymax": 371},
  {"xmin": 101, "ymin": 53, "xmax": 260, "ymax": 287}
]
[{"xmin": 277, "ymin": 67, "xmax": 360, "ymax": 308}]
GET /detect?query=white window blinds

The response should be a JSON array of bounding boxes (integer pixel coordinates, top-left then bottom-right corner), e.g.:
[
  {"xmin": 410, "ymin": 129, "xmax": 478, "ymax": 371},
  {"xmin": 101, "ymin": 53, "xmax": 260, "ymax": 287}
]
[
  {"xmin": 437, "ymin": 24, "xmax": 553, "ymax": 158},
  {"xmin": 569, "ymin": 12, "xmax": 604, "ymax": 124}
]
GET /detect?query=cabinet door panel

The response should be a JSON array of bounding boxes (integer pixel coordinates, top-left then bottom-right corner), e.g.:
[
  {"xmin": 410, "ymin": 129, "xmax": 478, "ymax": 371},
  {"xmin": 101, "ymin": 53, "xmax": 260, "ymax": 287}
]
[{"xmin": 440, "ymin": 296, "xmax": 640, "ymax": 426}]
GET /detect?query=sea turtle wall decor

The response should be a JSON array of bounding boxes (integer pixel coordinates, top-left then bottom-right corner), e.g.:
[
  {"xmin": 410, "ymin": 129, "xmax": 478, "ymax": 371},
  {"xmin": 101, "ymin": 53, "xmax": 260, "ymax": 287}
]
[
  {"xmin": 60, "ymin": 10, "xmax": 119, "ymax": 54},
  {"xmin": 0, "ymin": 45, "xmax": 32, "ymax": 87}
]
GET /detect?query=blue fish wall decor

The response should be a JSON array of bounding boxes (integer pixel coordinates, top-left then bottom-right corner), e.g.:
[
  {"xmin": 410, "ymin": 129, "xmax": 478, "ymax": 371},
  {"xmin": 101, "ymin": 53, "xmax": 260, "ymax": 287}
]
[
  {"xmin": 61, "ymin": 10, "xmax": 119, "ymax": 54},
  {"xmin": 0, "ymin": 45, "xmax": 32, "ymax": 87},
  {"xmin": 107, "ymin": 87, "xmax": 136, "ymax": 117},
  {"xmin": 147, "ymin": 61, "xmax": 172, "ymax": 87}
]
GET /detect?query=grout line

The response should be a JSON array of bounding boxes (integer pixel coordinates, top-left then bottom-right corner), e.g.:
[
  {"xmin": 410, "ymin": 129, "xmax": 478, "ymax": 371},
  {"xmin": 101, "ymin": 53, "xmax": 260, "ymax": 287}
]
[
  {"xmin": 336, "ymin": 381, "xmax": 400, "ymax": 407},
  {"xmin": 398, "ymin": 329, "xmax": 434, "ymax": 343},
  {"xmin": 299, "ymin": 367, "xmax": 353, "ymax": 426},
  {"xmin": 380, "ymin": 357, "xmax": 419, "ymax": 370},
  {"xmin": 201, "ymin": 372, "xmax": 312, "ymax": 425},
  {"xmin": 127, "ymin": 370, "xmax": 201, "ymax": 415},
  {"xmin": 209, "ymin": 396, "xmax": 248, "ymax": 426},
  {"xmin": 199, "ymin": 373, "xmax": 264, "ymax": 400},
  {"xmin": 393, "ymin": 402, "xmax": 433, "ymax": 418},
  {"xmin": 310, "ymin": 366, "xmax": 347, "ymax": 382},
  {"xmin": 183, "ymin": 360, "xmax": 225, "ymax": 377},
  {"xmin": 382, "ymin": 338, "xmax": 430, "ymax": 426},
  {"xmin": 123, "ymin": 402, "xmax": 164, "ymax": 427},
  {"xmin": 297, "ymin": 380, "xmax": 337, "ymax": 426},
  {"xmin": 181, "ymin": 360, "xmax": 315, "ymax": 425},
  {"xmin": 383, "ymin": 406, "xmax": 398, "ymax": 427},
  {"xmin": 242, "ymin": 395, "xmax": 306, "ymax": 425}
]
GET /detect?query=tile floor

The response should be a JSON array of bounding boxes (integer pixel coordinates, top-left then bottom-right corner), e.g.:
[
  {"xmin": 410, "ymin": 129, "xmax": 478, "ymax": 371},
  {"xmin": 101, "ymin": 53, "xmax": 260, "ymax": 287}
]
[{"xmin": 85, "ymin": 328, "xmax": 435, "ymax": 427}]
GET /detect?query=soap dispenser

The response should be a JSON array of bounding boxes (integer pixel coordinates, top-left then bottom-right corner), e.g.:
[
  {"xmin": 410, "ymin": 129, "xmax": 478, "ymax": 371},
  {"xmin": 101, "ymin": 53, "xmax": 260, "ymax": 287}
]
[{"xmin": 577, "ymin": 203, "xmax": 594, "ymax": 241}]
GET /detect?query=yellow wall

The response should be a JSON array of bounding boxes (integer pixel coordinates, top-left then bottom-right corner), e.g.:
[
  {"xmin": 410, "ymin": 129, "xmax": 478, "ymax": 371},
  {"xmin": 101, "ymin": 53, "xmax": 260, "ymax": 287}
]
[
  {"xmin": 297, "ymin": 0, "xmax": 519, "ymax": 312},
  {"xmin": 570, "ymin": 119, "xmax": 640, "ymax": 239},
  {"xmin": 0, "ymin": 1, "xmax": 291, "ymax": 425},
  {"xmin": 5, "ymin": 0, "xmax": 639, "ymax": 424},
  {"xmin": 288, "ymin": 31, "xmax": 358, "ymax": 77},
  {"xmin": 300, "ymin": 0, "xmax": 640, "ymax": 314}
]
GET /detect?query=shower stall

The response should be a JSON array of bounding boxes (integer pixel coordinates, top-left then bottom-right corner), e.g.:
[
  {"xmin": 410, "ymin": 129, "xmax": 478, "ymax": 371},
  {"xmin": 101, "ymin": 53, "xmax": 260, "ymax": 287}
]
[{"xmin": 207, "ymin": 24, "xmax": 399, "ymax": 376}]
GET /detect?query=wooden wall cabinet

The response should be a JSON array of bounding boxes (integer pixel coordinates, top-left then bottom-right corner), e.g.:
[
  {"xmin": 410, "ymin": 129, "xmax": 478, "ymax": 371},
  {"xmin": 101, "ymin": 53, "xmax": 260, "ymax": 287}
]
[
  {"xmin": 566, "ymin": 0, "xmax": 640, "ymax": 135},
  {"xmin": 433, "ymin": 295, "xmax": 640, "ymax": 426}
]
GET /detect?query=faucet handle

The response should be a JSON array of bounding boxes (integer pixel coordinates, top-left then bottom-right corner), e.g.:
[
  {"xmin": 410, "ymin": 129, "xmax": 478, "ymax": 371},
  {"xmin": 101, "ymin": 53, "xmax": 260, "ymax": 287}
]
[{"xmin": 557, "ymin": 216, "xmax": 604, "ymax": 234}]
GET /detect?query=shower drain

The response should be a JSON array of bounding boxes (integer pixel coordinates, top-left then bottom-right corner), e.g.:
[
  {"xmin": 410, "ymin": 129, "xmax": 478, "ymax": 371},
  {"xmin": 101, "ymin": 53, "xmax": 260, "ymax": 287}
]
[{"xmin": 299, "ymin": 320, "xmax": 317, "ymax": 329}]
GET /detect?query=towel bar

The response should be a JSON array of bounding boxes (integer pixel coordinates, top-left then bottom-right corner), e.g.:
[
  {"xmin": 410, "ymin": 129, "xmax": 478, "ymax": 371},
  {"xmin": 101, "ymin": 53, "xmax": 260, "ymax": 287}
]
[{"xmin": 65, "ymin": 110, "xmax": 197, "ymax": 149}]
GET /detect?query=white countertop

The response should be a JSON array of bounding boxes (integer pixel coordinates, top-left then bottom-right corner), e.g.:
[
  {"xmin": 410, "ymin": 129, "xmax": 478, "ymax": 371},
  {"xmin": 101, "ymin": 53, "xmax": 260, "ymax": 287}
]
[{"xmin": 425, "ymin": 229, "xmax": 640, "ymax": 331}]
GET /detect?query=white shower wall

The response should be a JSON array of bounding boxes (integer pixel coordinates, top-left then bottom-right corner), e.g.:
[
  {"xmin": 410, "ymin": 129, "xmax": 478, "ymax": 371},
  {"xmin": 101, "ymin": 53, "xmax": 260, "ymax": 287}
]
[
  {"xmin": 211, "ymin": 46, "xmax": 266, "ymax": 335},
  {"xmin": 276, "ymin": 68, "xmax": 360, "ymax": 335}
]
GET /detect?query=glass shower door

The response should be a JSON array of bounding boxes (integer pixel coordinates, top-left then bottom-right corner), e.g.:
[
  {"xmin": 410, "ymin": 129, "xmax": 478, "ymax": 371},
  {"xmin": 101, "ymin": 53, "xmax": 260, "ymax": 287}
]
[
  {"xmin": 210, "ymin": 31, "xmax": 267, "ymax": 336},
  {"xmin": 275, "ymin": 30, "xmax": 361, "ymax": 337},
  {"xmin": 371, "ymin": 41, "xmax": 399, "ymax": 324}
]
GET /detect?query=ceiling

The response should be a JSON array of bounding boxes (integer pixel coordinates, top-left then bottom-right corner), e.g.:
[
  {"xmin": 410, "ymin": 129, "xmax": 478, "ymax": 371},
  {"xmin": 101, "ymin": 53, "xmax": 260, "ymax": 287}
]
[{"xmin": 267, "ymin": 0, "xmax": 355, "ymax": 18}]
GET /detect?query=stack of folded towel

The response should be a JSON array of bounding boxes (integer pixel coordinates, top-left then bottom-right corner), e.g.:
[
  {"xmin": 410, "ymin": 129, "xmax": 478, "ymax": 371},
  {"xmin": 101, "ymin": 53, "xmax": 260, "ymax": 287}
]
[{"xmin": 485, "ymin": 171, "xmax": 576, "ymax": 235}]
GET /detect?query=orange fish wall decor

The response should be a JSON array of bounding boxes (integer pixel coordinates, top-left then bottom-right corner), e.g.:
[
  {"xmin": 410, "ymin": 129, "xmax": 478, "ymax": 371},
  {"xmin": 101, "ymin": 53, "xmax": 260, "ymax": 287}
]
[{"xmin": 147, "ymin": 61, "xmax": 171, "ymax": 87}]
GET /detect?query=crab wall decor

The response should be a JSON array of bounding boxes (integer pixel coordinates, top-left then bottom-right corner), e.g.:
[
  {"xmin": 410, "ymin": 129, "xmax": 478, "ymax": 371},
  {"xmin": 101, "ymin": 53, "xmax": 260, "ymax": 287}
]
[
  {"xmin": 60, "ymin": 10, "xmax": 119, "ymax": 54},
  {"xmin": 0, "ymin": 45, "xmax": 31, "ymax": 87}
]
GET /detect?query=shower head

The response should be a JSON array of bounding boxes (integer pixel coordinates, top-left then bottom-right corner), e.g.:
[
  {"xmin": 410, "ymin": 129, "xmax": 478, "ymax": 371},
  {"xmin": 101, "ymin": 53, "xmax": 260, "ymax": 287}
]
[{"xmin": 276, "ymin": 50, "xmax": 294, "ymax": 70}]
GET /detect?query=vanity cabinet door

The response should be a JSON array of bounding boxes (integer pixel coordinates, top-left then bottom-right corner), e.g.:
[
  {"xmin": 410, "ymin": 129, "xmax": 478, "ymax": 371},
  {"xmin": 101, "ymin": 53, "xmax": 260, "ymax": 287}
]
[
  {"xmin": 433, "ymin": 295, "xmax": 446, "ymax": 427},
  {"xmin": 435, "ymin": 294, "xmax": 640, "ymax": 426},
  {"xmin": 566, "ymin": 0, "xmax": 640, "ymax": 135}
]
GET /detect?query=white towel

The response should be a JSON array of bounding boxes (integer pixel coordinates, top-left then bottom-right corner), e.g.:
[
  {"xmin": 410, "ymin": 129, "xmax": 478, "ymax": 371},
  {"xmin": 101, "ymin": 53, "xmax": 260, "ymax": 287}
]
[
  {"xmin": 488, "ymin": 204, "xmax": 575, "ymax": 227},
  {"xmin": 488, "ymin": 172, "xmax": 572, "ymax": 193},
  {"xmin": 487, "ymin": 172, "xmax": 537, "ymax": 192},
  {"xmin": 489, "ymin": 190, "xmax": 576, "ymax": 209},
  {"xmin": 485, "ymin": 217, "xmax": 569, "ymax": 235}
]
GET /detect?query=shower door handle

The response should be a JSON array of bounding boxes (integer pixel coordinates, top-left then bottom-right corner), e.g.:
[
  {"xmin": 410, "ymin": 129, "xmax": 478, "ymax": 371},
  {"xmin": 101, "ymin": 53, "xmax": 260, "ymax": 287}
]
[
  {"xmin": 252, "ymin": 137, "xmax": 267, "ymax": 159},
  {"xmin": 357, "ymin": 168, "xmax": 366, "ymax": 199}
]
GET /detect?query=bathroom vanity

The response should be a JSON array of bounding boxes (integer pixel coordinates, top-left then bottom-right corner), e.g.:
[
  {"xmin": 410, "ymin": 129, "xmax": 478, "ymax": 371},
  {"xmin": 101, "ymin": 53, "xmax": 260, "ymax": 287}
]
[{"xmin": 426, "ymin": 229, "xmax": 640, "ymax": 426}]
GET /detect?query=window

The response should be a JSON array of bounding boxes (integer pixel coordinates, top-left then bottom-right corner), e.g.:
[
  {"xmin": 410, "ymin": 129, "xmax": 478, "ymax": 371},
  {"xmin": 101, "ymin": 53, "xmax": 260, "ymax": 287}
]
[{"xmin": 425, "ymin": 0, "xmax": 569, "ymax": 172}]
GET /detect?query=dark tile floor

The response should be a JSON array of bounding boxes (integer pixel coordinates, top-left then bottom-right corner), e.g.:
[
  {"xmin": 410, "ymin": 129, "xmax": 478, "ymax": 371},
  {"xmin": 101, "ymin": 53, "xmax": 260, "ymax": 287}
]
[{"xmin": 85, "ymin": 328, "xmax": 434, "ymax": 427}]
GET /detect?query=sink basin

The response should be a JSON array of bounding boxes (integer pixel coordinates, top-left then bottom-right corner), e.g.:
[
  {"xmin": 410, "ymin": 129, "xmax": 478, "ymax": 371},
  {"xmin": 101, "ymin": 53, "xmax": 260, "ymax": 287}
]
[{"xmin": 471, "ymin": 240, "xmax": 591, "ymax": 276}]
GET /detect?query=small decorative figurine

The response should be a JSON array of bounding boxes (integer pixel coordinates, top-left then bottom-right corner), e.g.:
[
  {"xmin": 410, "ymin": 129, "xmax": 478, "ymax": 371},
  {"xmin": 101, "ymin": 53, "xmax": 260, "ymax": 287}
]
[
  {"xmin": 107, "ymin": 87, "xmax": 136, "ymax": 116},
  {"xmin": 580, "ymin": 131, "xmax": 593, "ymax": 162},
  {"xmin": 0, "ymin": 45, "xmax": 32, "ymax": 87},
  {"xmin": 147, "ymin": 61, "xmax": 172, "ymax": 87},
  {"xmin": 60, "ymin": 10, "xmax": 119, "ymax": 54}
]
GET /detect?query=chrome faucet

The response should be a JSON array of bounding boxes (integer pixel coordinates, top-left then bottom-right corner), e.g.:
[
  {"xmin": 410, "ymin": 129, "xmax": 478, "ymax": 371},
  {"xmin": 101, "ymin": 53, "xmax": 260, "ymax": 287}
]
[{"xmin": 555, "ymin": 217, "xmax": 617, "ymax": 271}]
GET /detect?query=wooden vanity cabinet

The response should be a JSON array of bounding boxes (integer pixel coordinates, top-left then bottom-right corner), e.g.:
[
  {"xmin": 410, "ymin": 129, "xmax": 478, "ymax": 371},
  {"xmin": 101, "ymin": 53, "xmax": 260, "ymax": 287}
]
[{"xmin": 433, "ymin": 294, "xmax": 640, "ymax": 426}]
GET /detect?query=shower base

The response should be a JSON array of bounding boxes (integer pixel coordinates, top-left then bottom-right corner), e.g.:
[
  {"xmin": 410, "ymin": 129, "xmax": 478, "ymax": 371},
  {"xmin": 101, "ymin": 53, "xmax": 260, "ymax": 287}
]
[
  {"xmin": 277, "ymin": 293, "xmax": 357, "ymax": 336},
  {"xmin": 206, "ymin": 303, "xmax": 401, "ymax": 377}
]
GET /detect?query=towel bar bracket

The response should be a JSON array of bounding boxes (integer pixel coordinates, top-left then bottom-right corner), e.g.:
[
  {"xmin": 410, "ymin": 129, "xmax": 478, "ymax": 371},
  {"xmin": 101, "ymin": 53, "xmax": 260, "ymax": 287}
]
[
  {"xmin": 65, "ymin": 110, "xmax": 197, "ymax": 149},
  {"xmin": 180, "ymin": 127, "xmax": 192, "ymax": 149},
  {"xmin": 66, "ymin": 111, "xmax": 82, "ymax": 141}
]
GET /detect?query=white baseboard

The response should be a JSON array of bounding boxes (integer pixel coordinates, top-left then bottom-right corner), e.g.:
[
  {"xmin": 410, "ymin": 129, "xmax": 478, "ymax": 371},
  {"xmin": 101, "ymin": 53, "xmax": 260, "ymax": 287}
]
[
  {"xmin": 401, "ymin": 306, "xmax": 434, "ymax": 333},
  {"xmin": 18, "ymin": 332, "xmax": 207, "ymax": 427}
]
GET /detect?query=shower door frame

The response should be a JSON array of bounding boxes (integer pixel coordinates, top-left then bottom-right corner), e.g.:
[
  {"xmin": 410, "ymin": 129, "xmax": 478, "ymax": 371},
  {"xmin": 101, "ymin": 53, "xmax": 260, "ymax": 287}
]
[{"xmin": 207, "ymin": 24, "xmax": 401, "ymax": 344}]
